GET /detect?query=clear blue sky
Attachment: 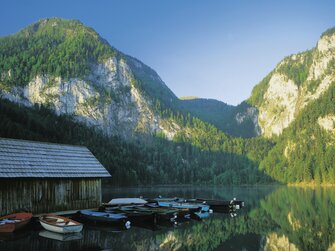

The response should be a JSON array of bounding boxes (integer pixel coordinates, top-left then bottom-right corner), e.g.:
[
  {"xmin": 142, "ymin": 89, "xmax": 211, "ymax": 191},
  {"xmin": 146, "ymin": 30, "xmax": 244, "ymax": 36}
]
[{"xmin": 1, "ymin": 0, "xmax": 334, "ymax": 105}]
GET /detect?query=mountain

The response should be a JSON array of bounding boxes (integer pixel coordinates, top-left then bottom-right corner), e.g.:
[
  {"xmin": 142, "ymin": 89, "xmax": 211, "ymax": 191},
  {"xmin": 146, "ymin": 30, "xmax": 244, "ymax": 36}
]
[
  {"xmin": 251, "ymin": 27, "xmax": 335, "ymax": 183},
  {"xmin": 159, "ymin": 24, "xmax": 335, "ymax": 184},
  {"xmin": 0, "ymin": 17, "xmax": 258, "ymax": 139},
  {"xmin": 179, "ymin": 98, "xmax": 260, "ymax": 137},
  {"xmin": 260, "ymin": 82, "xmax": 335, "ymax": 183},
  {"xmin": 2, "ymin": 17, "xmax": 334, "ymax": 185},
  {"xmin": 248, "ymin": 27, "xmax": 335, "ymax": 138},
  {"xmin": 0, "ymin": 96, "xmax": 273, "ymax": 186},
  {"xmin": 177, "ymin": 26, "xmax": 335, "ymax": 140},
  {"xmin": 0, "ymin": 18, "xmax": 183, "ymax": 139},
  {"xmin": 0, "ymin": 17, "xmax": 274, "ymax": 186}
]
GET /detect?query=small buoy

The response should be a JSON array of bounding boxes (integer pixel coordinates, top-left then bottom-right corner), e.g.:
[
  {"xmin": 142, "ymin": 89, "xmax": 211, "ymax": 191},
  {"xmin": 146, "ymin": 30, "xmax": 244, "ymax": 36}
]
[{"xmin": 125, "ymin": 221, "xmax": 131, "ymax": 229}]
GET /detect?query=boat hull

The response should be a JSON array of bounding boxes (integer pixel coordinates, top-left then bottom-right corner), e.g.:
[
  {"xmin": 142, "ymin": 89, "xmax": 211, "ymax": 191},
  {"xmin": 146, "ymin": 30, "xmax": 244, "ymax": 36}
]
[
  {"xmin": 193, "ymin": 198, "xmax": 244, "ymax": 212},
  {"xmin": 40, "ymin": 221, "xmax": 83, "ymax": 234},
  {"xmin": 157, "ymin": 201, "xmax": 209, "ymax": 212},
  {"xmin": 39, "ymin": 215, "xmax": 83, "ymax": 234},
  {"xmin": 0, "ymin": 223, "xmax": 15, "ymax": 233},
  {"xmin": 106, "ymin": 198, "xmax": 148, "ymax": 206},
  {"xmin": 79, "ymin": 210, "xmax": 130, "ymax": 229},
  {"xmin": 0, "ymin": 212, "xmax": 32, "ymax": 233}
]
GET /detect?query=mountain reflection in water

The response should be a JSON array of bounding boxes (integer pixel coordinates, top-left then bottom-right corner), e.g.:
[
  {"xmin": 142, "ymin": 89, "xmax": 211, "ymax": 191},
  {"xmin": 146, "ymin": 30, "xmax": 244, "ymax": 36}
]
[{"xmin": 1, "ymin": 185, "xmax": 334, "ymax": 251}]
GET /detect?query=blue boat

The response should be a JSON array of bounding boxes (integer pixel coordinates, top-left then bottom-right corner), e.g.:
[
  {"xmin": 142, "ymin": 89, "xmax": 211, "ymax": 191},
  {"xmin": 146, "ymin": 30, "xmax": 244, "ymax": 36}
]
[
  {"xmin": 79, "ymin": 210, "xmax": 131, "ymax": 229},
  {"xmin": 195, "ymin": 211, "xmax": 210, "ymax": 219},
  {"xmin": 157, "ymin": 201, "xmax": 210, "ymax": 212}
]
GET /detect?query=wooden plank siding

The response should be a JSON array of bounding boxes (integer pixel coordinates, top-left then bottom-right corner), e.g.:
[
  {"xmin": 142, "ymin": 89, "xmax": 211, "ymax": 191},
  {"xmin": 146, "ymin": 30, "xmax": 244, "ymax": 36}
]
[{"xmin": 0, "ymin": 178, "xmax": 102, "ymax": 215}]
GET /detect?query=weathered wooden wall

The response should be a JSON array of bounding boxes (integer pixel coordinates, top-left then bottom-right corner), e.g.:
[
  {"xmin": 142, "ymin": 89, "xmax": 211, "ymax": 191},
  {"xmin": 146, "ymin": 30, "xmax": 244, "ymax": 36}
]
[{"xmin": 0, "ymin": 178, "xmax": 102, "ymax": 215}]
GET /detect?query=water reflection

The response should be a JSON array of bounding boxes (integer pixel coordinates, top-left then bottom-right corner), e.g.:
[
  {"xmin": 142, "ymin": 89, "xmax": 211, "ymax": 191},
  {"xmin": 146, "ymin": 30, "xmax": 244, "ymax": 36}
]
[
  {"xmin": 1, "ymin": 185, "xmax": 334, "ymax": 250},
  {"xmin": 259, "ymin": 187, "xmax": 335, "ymax": 251},
  {"xmin": 39, "ymin": 230, "xmax": 83, "ymax": 242}
]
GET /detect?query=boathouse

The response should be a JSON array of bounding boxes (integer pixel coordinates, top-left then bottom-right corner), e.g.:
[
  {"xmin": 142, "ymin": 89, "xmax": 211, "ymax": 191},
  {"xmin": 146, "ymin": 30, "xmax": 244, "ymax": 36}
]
[{"xmin": 0, "ymin": 138, "xmax": 111, "ymax": 215}]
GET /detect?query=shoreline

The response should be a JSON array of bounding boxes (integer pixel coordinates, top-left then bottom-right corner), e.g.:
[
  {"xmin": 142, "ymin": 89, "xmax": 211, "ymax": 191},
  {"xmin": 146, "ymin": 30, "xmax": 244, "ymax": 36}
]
[{"xmin": 287, "ymin": 182, "xmax": 335, "ymax": 187}]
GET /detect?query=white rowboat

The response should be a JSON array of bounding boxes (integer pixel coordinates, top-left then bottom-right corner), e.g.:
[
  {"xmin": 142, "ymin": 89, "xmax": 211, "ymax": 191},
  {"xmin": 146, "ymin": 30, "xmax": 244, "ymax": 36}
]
[
  {"xmin": 39, "ymin": 215, "xmax": 83, "ymax": 234},
  {"xmin": 106, "ymin": 198, "xmax": 148, "ymax": 206}
]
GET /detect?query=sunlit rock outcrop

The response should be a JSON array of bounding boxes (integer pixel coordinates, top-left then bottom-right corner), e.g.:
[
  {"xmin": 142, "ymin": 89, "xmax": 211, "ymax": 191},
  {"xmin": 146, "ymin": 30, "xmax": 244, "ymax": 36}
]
[
  {"xmin": 318, "ymin": 114, "xmax": 335, "ymax": 134},
  {"xmin": 1, "ymin": 56, "xmax": 180, "ymax": 139},
  {"xmin": 264, "ymin": 232, "xmax": 299, "ymax": 251},
  {"xmin": 251, "ymin": 30, "xmax": 335, "ymax": 137},
  {"xmin": 258, "ymin": 73, "xmax": 298, "ymax": 137}
]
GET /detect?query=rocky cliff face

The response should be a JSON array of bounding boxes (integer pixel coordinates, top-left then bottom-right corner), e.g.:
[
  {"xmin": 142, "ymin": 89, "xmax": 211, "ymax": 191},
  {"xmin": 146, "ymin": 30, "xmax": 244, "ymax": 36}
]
[
  {"xmin": 250, "ymin": 30, "xmax": 335, "ymax": 137},
  {"xmin": 0, "ymin": 18, "xmax": 187, "ymax": 140},
  {"xmin": 1, "ymin": 18, "xmax": 335, "ymax": 141},
  {"xmin": 258, "ymin": 73, "xmax": 299, "ymax": 137},
  {"xmin": 1, "ymin": 55, "xmax": 179, "ymax": 139},
  {"xmin": 234, "ymin": 105, "xmax": 261, "ymax": 136},
  {"xmin": 0, "ymin": 18, "xmax": 262, "ymax": 140}
]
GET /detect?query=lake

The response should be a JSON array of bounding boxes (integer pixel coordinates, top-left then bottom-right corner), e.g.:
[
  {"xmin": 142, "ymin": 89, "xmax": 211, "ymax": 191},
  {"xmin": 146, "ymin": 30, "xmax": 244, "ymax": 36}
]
[{"xmin": 1, "ymin": 185, "xmax": 334, "ymax": 251}]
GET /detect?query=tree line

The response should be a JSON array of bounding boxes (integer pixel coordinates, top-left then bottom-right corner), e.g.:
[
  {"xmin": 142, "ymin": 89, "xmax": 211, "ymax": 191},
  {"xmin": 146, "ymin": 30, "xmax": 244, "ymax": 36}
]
[{"xmin": 0, "ymin": 98, "xmax": 274, "ymax": 186}]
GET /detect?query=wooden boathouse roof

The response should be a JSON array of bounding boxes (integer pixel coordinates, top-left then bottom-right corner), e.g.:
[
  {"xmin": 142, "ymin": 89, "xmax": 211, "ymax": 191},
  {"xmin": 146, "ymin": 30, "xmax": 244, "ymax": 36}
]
[{"xmin": 0, "ymin": 138, "xmax": 111, "ymax": 178}]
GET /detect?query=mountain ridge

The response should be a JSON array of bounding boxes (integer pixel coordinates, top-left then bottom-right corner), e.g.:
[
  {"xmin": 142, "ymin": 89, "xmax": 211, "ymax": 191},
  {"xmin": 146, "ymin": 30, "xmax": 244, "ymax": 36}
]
[
  {"xmin": 1, "ymin": 17, "xmax": 335, "ymax": 185},
  {"xmin": 0, "ymin": 17, "xmax": 252, "ymax": 139},
  {"xmin": 248, "ymin": 28, "xmax": 335, "ymax": 137}
]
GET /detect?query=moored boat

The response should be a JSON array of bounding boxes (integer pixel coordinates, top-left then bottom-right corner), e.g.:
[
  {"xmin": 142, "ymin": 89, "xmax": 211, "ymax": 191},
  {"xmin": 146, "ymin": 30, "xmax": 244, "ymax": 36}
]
[
  {"xmin": 108, "ymin": 206, "xmax": 156, "ymax": 223},
  {"xmin": 144, "ymin": 203, "xmax": 199, "ymax": 222},
  {"xmin": 147, "ymin": 197, "xmax": 210, "ymax": 212},
  {"xmin": 184, "ymin": 198, "xmax": 244, "ymax": 217},
  {"xmin": 123, "ymin": 205, "xmax": 178, "ymax": 223},
  {"xmin": 79, "ymin": 210, "xmax": 131, "ymax": 229},
  {"xmin": 104, "ymin": 198, "xmax": 148, "ymax": 206},
  {"xmin": 39, "ymin": 215, "xmax": 83, "ymax": 234},
  {"xmin": 194, "ymin": 198, "xmax": 244, "ymax": 208},
  {"xmin": 149, "ymin": 197, "xmax": 244, "ymax": 213},
  {"xmin": 106, "ymin": 203, "xmax": 199, "ymax": 224},
  {"xmin": 156, "ymin": 200, "xmax": 209, "ymax": 212},
  {"xmin": 0, "ymin": 212, "xmax": 32, "ymax": 233}
]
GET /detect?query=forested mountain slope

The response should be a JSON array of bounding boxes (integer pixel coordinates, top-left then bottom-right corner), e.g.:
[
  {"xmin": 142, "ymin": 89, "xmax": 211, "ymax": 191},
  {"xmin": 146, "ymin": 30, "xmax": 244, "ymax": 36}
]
[
  {"xmin": 251, "ymin": 27, "xmax": 335, "ymax": 184},
  {"xmin": 0, "ymin": 18, "xmax": 273, "ymax": 185},
  {"xmin": 260, "ymin": 81, "xmax": 335, "ymax": 183},
  {"xmin": 0, "ymin": 18, "xmax": 184, "ymax": 139},
  {"xmin": 248, "ymin": 28, "xmax": 335, "ymax": 138},
  {"xmin": 1, "ymin": 17, "xmax": 334, "ymax": 185},
  {"xmin": 0, "ymin": 98, "xmax": 274, "ymax": 185},
  {"xmin": 0, "ymin": 17, "xmax": 259, "ymax": 139},
  {"xmin": 179, "ymin": 98, "xmax": 260, "ymax": 138}
]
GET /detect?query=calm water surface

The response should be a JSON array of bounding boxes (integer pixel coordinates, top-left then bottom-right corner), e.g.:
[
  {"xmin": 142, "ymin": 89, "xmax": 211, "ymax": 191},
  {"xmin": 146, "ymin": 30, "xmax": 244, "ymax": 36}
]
[{"xmin": 1, "ymin": 185, "xmax": 335, "ymax": 251}]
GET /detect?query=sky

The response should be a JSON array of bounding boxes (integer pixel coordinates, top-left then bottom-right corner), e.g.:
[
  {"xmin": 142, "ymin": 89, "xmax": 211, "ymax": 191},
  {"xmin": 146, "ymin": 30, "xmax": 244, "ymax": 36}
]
[{"xmin": 1, "ymin": 0, "xmax": 334, "ymax": 105}]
